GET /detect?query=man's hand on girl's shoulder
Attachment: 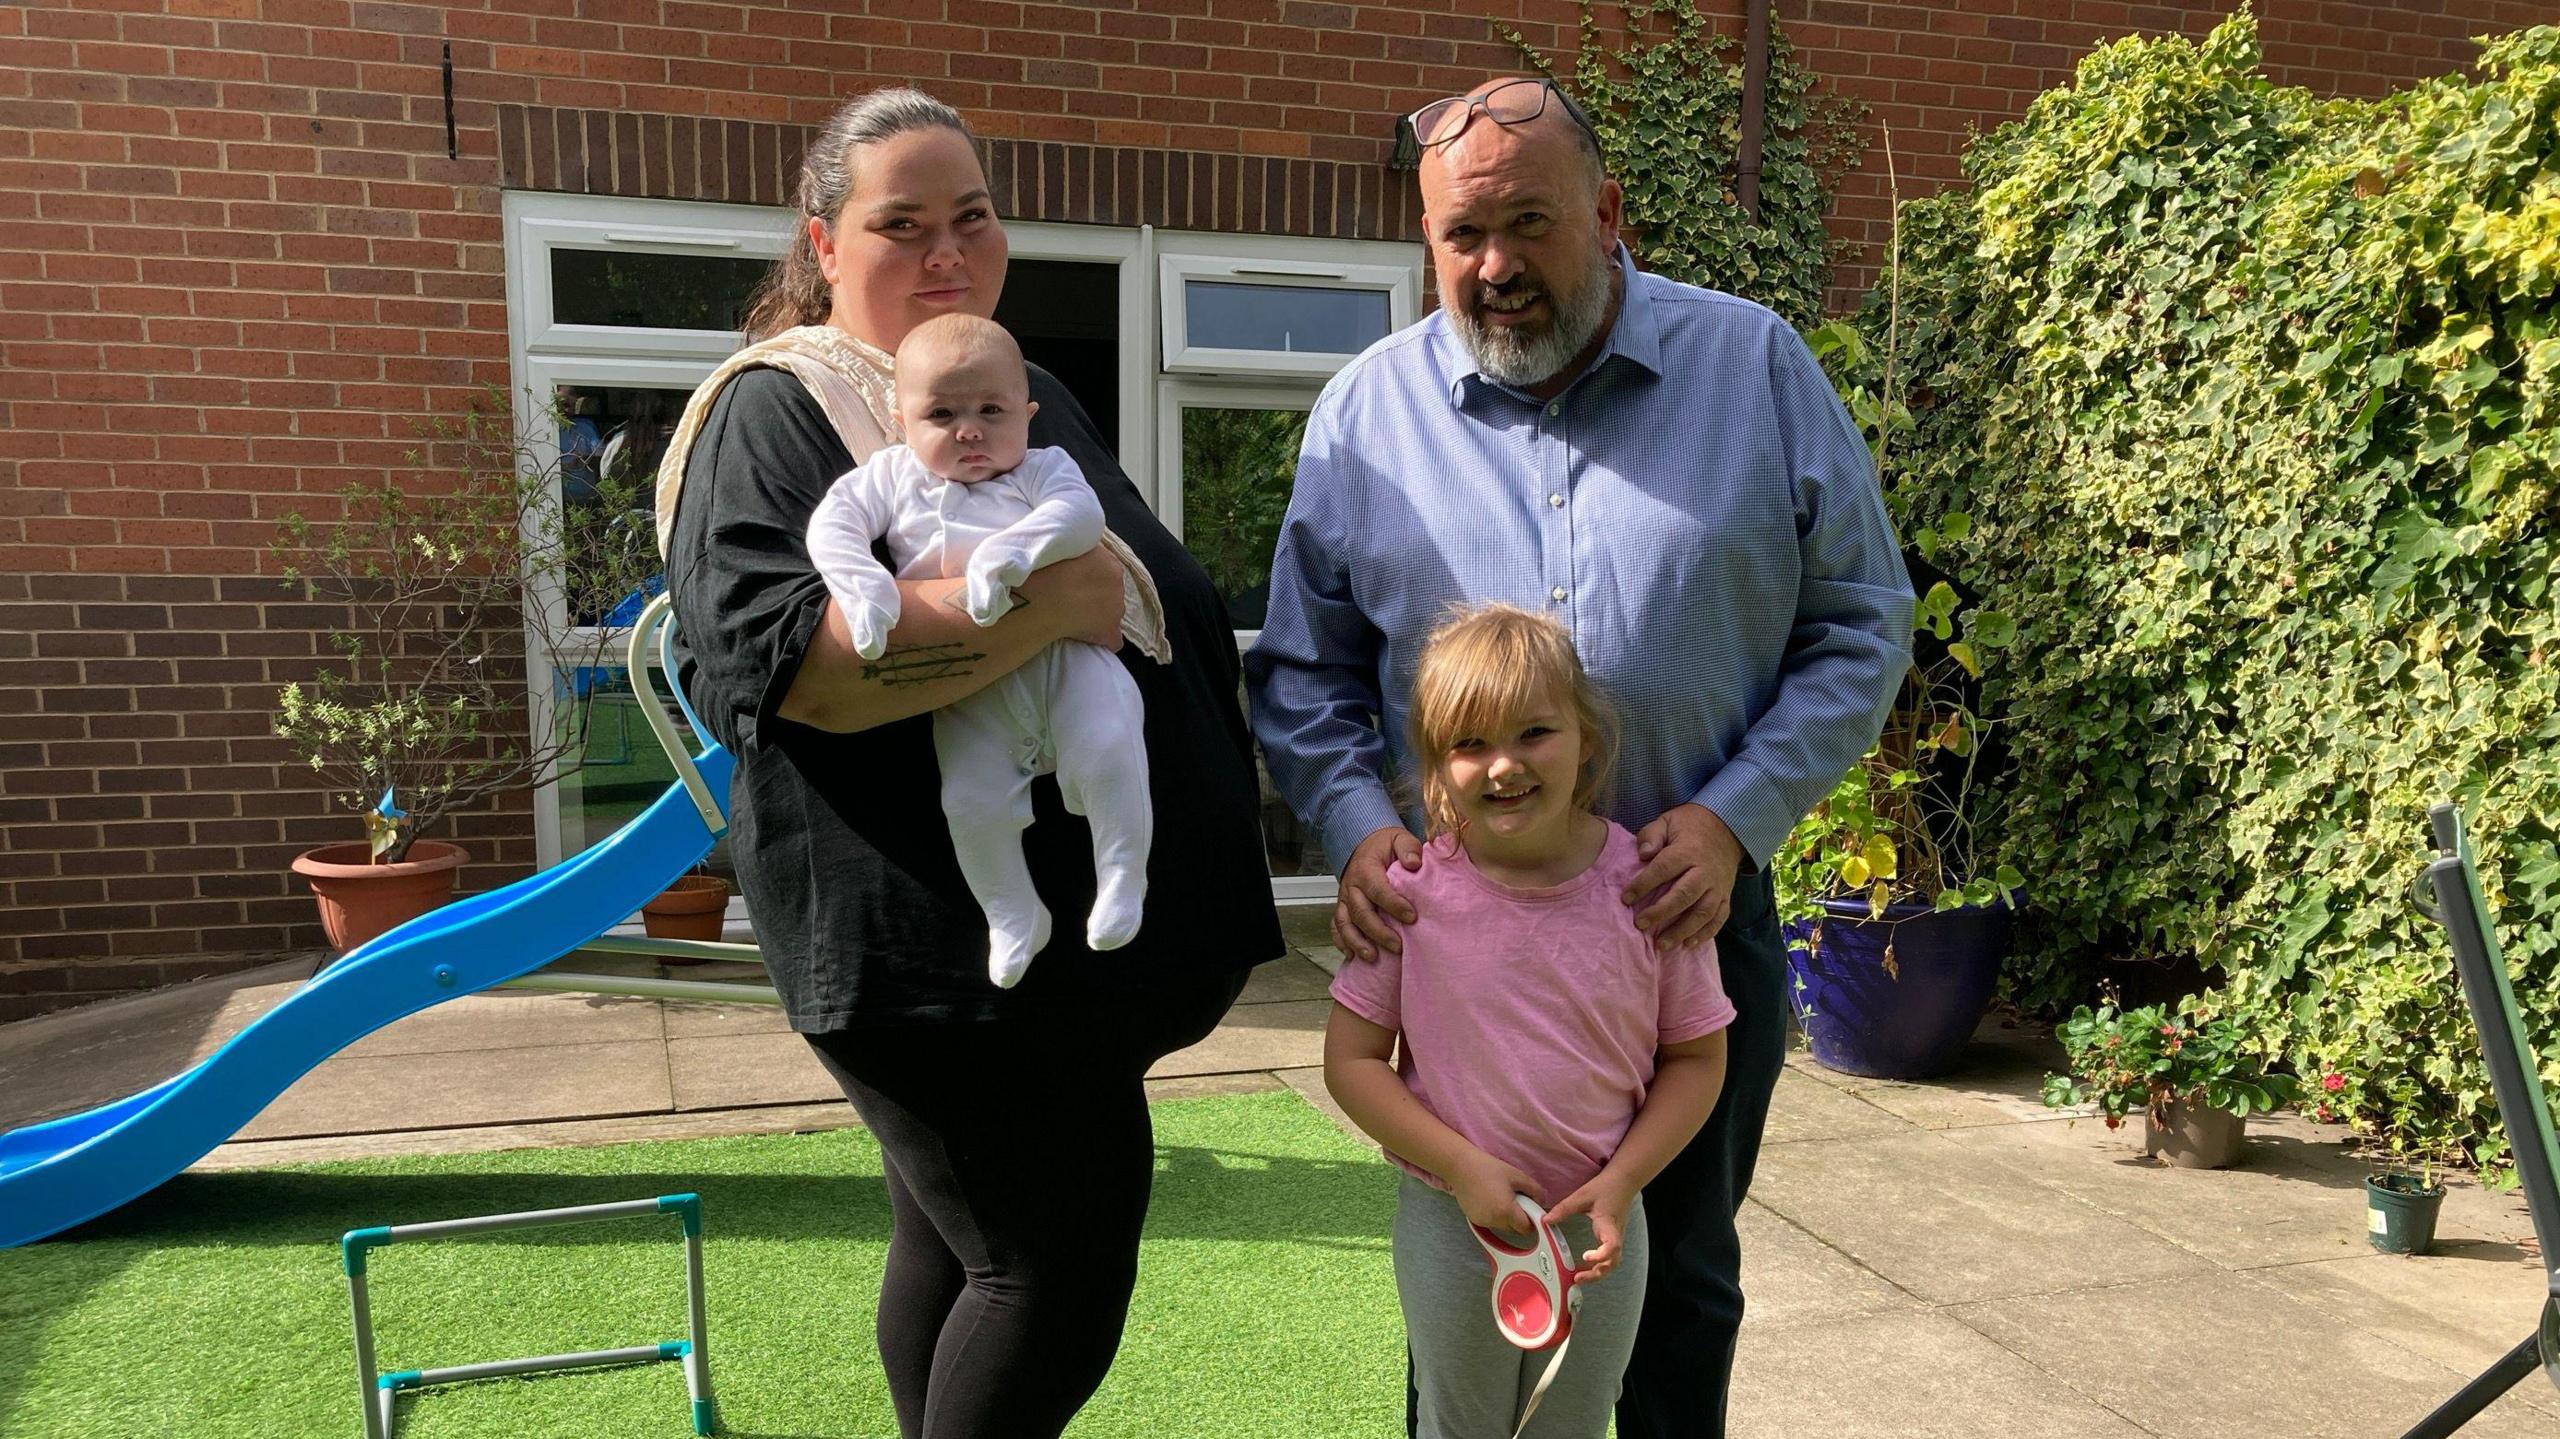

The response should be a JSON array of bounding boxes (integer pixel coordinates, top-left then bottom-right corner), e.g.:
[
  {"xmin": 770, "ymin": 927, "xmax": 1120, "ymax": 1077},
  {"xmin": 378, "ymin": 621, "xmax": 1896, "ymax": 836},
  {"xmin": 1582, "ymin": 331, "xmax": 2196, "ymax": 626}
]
[
  {"xmin": 1624, "ymin": 803, "xmax": 1743, "ymax": 951},
  {"xmin": 1334, "ymin": 824, "xmax": 1422, "ymax": 961}
]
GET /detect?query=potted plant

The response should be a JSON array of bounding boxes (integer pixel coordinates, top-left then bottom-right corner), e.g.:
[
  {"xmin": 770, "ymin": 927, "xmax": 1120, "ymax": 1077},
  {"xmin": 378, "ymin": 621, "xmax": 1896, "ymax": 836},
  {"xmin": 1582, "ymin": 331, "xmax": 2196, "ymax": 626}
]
[
  {"xmin": 1771, "ymin": 572, "xmax": 2022, "ymax": 1077},
  {"xmin": 2355, "ymin": 1084, "xmax": 2458, "ymax": 1255},
  {"xmin": 2039, "ymin": 996, "xmax": 2300, "ymax": 1168},
  {"xmin": 275, "ymin": 391, "xmax": 660, "ymax": 952},
  {"xmin": 641, "ymin": 868, "xmax": 733, "ymax": 947},
  {"xmin": 1776, "ymin": 307, "xmax": 2023, "ymax": 1079}
]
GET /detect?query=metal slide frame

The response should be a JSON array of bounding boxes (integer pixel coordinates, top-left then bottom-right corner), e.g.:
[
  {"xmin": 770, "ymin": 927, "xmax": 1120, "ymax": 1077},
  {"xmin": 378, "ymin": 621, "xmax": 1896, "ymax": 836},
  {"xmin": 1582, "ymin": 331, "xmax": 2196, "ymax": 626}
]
[
  {"xmin": 512, "ymin": 595, "xmax": 783, "ymax": 1006},
  {"xmin": 2394, "ymin": 802, "xmax": 2560, "ymax": 1438}
]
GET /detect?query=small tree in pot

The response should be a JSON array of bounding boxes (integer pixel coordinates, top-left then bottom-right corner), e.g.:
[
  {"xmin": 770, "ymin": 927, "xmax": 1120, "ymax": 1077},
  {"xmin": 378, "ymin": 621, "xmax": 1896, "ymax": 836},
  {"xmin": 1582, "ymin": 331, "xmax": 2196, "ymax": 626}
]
[{"xmin": 274, "ymin": 392, "xmax": 660, "ymax": 950}]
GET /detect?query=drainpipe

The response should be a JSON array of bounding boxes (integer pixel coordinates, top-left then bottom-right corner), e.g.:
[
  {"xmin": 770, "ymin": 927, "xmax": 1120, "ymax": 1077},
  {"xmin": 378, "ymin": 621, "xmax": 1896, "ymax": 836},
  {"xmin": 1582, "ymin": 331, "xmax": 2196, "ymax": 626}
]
[{"xmin": 1736, "ymin": 0, "xmax": 1770, "ymax": 223}]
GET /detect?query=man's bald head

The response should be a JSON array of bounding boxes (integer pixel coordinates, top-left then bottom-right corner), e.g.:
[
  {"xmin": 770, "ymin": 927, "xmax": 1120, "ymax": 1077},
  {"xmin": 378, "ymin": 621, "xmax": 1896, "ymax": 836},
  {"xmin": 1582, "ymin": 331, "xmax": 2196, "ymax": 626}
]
[{"xmin": 1416, "ymin": 76, "xmax": 1606, "ymax": 196}]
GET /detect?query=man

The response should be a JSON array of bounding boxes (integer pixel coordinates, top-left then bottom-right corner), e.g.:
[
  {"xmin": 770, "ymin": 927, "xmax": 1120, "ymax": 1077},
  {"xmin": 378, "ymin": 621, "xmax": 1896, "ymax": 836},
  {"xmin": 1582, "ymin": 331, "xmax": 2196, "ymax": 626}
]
[{"xmin": 1244, "ymin": 77, "xmax": 1914, "ymax": 1437}]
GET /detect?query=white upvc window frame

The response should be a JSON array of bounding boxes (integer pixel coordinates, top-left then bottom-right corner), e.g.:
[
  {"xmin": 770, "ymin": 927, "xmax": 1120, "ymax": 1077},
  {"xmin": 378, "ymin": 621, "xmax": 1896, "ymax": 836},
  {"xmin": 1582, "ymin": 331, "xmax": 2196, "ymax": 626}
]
[
  {"xmin": 505, "ymin": 192, "xmax": 791, "ymax": 361},
  {"xmin": 1002, "ymin": 219, "xmax": 1156, "ymax": 499},
  {"xmin": 1148, "ymin": 233, "xmax": 1418, "ymax": 907},
  {"xmin": 1155, "ymin": 230, "xmax": 1418, "ymax": 380}
]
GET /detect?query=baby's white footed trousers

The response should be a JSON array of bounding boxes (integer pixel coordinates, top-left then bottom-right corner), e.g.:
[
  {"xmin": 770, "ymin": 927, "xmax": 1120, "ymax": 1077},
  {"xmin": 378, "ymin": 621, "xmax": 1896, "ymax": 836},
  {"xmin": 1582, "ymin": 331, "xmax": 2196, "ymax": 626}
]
[{"xmin": 934, "ymin": 640, "xmax": 1151, "ymax": 988}]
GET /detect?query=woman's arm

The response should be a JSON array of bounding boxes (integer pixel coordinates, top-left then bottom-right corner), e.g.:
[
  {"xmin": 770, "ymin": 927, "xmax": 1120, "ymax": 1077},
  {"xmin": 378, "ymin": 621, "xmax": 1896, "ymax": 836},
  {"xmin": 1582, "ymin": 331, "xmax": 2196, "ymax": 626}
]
[
  {"xmin": 777, "ymin": 546, "xmax": 1126, "ymax": 734},
  {"xmin": 1323, "ymin": 1003, "xmax": 1540, "ymax": 1231}
]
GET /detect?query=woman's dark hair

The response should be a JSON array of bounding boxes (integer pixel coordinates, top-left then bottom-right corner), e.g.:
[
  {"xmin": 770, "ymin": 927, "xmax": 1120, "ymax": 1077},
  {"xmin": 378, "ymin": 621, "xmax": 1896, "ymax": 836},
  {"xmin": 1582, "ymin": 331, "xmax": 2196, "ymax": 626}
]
[{"xmin": 740, "ymin": 88, "xmax": 975, "ymax": 341}]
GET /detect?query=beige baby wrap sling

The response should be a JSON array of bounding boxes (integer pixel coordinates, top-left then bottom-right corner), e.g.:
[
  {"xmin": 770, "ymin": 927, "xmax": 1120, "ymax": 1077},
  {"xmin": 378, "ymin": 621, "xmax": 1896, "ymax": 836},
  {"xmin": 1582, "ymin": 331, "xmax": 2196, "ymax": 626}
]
[{"xmin": 652, "ymin": 323, "xmax": 1173, "ymax": 663}]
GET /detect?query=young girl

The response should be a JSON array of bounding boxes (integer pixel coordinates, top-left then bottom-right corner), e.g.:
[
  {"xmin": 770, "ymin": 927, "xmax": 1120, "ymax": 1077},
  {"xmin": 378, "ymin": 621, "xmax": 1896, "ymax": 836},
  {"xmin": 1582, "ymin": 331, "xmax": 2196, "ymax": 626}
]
[{"xmin": 1324, "ymin": 603, "xmax": 1734, "ymax": 1439}]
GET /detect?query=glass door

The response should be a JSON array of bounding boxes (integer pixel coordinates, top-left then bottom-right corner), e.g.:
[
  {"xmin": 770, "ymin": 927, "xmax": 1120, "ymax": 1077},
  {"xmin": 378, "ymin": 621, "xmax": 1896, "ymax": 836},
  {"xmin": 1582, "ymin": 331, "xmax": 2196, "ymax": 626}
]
[{"xmin": 1157, "ymin": 387, "xmax": 1329, "ymax": 899}]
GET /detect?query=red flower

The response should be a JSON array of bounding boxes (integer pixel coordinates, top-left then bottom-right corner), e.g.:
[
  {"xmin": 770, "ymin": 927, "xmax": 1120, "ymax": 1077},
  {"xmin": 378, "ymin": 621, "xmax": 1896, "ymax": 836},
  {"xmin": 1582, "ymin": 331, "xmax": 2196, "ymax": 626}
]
[
  {"xmin": 2321, "ymin": 1072, "xmax": 2346, "ymax": 1093},
  {"xmin": 2315, "ymin": 1104, "xmax": 2334, "ymax": 1123}
]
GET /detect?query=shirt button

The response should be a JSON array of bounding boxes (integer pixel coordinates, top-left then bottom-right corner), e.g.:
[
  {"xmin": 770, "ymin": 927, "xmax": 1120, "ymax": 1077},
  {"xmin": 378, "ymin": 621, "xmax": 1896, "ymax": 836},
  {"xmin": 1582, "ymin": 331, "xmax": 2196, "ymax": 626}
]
[
  {"xmin": 1550, "ymin": 585, "xmax": 1568, "ymax": 603},
  {"xmin": 1546, "ymin": 402, "xmax": 1561, "ymax": 417},
  {"xmin": 1548, "ymin": 492, "xmax": 1564, "ymax": 508}
]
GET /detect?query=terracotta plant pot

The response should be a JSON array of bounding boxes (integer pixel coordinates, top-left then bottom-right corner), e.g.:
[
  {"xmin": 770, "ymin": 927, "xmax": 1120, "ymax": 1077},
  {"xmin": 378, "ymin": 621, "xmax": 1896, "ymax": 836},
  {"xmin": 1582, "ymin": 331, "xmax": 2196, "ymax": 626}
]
[
  {"xmin": 291, "ymin": 840, "xmax": 468, "ymax": 953},
  {"xmin": 642, "ymin": 873, "xmax": 732, "ymax": 948},
  {"xmin": 2144, "ymin": 1095, "xmax": 2247, "ymax": 1169}
]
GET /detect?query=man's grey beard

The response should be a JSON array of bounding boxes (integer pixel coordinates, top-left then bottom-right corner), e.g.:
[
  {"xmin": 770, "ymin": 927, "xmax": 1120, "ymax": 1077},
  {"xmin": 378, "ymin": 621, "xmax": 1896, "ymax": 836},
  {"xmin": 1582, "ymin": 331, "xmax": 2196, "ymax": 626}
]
[{"xmin": 1449, "ymin": 248, "xmax": 1615, "ymax": 388}]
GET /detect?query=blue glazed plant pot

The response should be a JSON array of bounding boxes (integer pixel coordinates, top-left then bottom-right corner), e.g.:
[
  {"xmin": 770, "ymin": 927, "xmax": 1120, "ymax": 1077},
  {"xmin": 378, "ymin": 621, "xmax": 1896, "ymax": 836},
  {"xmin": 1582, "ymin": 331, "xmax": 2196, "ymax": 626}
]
[{"xmin": 1783, "ymin": 898, "xmax": 2013, "ymax": 1080}]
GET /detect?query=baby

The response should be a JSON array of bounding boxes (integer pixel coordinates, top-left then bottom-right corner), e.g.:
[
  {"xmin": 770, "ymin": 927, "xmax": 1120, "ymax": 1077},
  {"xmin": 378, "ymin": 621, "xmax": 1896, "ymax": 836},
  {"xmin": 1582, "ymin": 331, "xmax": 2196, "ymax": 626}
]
[{"xmin": 805, "ymin": 313, "xmax": 1150, "ymax": 988}]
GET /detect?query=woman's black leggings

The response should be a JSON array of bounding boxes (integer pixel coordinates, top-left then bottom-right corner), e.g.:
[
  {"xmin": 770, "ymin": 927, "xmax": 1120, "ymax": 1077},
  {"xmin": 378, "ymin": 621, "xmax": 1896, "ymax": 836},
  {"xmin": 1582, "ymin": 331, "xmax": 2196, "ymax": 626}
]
[{"xmin": 802, "ymin": 967, "xmax": 1246, "ymax": 1439}]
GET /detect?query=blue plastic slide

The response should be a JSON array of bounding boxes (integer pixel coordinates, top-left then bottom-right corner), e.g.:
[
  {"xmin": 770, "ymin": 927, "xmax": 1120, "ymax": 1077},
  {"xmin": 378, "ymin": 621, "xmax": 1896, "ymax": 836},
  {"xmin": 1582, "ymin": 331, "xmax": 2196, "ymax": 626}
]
[
  {"xmin": 0, "ymin": 597, "xmax": 733, "ymax": 1249},
  {"xmin": 0, "ymin": 746, "xmax": 733, "ymax": 1248}
]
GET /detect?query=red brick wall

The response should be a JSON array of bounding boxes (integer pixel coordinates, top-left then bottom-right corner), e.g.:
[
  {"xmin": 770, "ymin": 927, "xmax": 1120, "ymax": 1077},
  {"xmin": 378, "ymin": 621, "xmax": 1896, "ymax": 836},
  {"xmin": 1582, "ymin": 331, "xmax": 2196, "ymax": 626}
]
[{"xmin": 0, "ymin": 0, "xmax": 2529, "ymax": 1017}]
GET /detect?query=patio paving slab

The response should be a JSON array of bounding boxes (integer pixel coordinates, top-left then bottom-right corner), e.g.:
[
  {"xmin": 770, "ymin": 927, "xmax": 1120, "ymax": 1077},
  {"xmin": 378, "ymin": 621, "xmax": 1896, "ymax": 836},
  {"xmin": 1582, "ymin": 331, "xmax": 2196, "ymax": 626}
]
[
  {"xmin": 0, "ymin": 955, "xmax": 319, "ymax": 1131},
  {"xmin": 660, "ymin": 990, "xmax": 798, "ymax": 1038},
  {"xmin": 666, "ymin": 1030, "xmax": 841, "ymax": 1111},
  {"xmin": 11, "ymin": 936, "xmax": 2551, "ymax": 1439},
  {"xmin": 1733, "ymin": 1198, "xmax": 1923, "ymax": 1332},
  {"xmin": 337, "ymin": 988, "xmax": 665, "ymax": 1058},
  {"xmin": 1785, "ymin": 1014, "xmax": 2079, "ymax": 1129},
  {"xmin": 233, "ymin": 1039, "xmax": 676, "ymax": 1140},
  {"xmin": 1939, "ymin": 1110, "xmax": 2384, "ymax": 1270},
  {"xmin": 1727, "ymin": 1307, "xmax": 2151, "ymax": 1437},
  {"xmin": 1148, "ymin": 996, "xmax": 1327, "ymax": 1078},
  {"xmin": 1762, "ymin": 1063, "xmax": 1924, "ymax": 1145},
  {"xmin": 2254, "ymin": 1252, "xmax": 2560, "ymax": 1415},
  {"xmin": 1950, "ymin": 1269, "xmax": 2560, "ymax": 1437},
  {"xmin": 1747, "ymin": 1128, "xmax": 2215, "ymax": 1304},
  {"xmin": 1236, "ymin": 952, "xmax": 1337, "ymax": 1002}
]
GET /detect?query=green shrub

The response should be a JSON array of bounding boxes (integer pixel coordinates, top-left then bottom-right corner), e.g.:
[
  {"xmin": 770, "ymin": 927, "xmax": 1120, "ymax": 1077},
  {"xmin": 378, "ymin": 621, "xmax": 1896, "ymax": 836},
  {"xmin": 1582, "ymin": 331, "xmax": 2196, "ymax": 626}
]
[{"xmin": 1862, "ymin": 9, "xmax": 2560, "ymax": 1177}]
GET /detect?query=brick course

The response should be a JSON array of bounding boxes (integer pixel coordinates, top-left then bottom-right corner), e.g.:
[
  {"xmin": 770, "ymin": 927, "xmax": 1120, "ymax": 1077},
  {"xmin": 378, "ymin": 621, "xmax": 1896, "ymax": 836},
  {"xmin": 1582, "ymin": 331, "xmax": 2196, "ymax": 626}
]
[{"xmin": 0, "ymin": 0, "xmax": 2525, "ymax": 1017}]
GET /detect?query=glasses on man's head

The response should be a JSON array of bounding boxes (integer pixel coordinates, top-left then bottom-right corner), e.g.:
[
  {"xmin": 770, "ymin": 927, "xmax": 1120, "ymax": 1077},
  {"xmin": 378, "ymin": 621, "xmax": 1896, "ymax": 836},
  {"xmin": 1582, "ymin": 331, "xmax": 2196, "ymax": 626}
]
[{"xmin": 1405, "ymin": 78, "xmax": 1599, "ymax": 153}]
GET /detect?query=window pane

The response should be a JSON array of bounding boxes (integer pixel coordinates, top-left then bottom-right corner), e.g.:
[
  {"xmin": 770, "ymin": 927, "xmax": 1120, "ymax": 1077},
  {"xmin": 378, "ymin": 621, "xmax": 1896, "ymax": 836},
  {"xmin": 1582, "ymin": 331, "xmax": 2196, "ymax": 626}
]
[
  {"xmin": 1178, "ymin": 405, "xmax": 1307, "ymax": 631},
  {"xmin": 551, "ymin": 660, "xmax": 736, "ymax": 878},
  {"xmin": 550, "ymin": 247, "xmax": 764, "ymax": 331},
  {"xmin": 1184, "ymin": 280, "xmax": 1389, "ymax": 355},
  {"xmin": 553, "ymin": 382, "xmax": 695, "ymax": 625}
]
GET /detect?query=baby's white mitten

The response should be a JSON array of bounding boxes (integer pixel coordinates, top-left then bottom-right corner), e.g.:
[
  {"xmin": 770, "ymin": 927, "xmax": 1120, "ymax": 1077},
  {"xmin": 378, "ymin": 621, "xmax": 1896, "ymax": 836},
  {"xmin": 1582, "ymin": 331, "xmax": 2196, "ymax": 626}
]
[{"xmin": 964, "ymin": 547, "xmax": 1031, "ymax": 627}]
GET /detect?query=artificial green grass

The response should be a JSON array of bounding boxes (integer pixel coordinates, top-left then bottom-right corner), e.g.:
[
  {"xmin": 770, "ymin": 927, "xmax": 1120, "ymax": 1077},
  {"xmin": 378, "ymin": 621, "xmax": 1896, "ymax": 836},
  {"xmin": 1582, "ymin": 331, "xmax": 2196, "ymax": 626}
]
[{"xmin": 0, "ymin": 1088, "xmax": 1408, "ymax": 1438}]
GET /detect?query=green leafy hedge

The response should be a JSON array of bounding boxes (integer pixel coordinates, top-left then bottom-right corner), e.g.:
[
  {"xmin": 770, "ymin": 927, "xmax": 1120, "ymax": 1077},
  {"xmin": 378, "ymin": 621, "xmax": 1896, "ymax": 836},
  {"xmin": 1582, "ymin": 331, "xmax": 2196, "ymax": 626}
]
[{"xmin": 1854, "ymin": 10, "xmax": 2560, "ymax": 1174}]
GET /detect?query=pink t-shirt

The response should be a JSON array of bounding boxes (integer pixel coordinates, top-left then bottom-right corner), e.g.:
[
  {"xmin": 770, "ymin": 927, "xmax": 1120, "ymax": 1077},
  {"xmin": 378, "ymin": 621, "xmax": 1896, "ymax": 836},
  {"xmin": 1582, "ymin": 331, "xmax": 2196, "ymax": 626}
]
[{"xmin": 1329, "ymin": 821, "xmax": 1738, "ymax": 1204}]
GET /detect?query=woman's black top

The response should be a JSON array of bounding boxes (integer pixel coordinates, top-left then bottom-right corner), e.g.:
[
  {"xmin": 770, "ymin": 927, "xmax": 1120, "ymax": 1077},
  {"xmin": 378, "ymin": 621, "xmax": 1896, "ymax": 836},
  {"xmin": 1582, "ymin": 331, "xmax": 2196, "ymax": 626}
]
[{"xmin": 665, "ymin": 365, "xmax": 1284, "ymax": 1030}]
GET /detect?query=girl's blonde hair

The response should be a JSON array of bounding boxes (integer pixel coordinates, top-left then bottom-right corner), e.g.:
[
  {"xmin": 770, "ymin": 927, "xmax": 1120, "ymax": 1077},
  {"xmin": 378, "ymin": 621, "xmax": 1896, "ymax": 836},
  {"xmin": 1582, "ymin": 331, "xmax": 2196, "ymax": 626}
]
[{"xmin": 1406, "ymin": 603, "xmax": 1618, "ymax": 838}]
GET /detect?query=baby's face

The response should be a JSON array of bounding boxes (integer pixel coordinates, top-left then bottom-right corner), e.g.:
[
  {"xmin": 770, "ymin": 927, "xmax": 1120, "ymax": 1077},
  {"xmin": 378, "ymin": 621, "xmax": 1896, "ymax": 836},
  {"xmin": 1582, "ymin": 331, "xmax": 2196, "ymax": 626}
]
[{"xmin": 896, "ymin": 348, "xmax": 1035, "ymax": 485}]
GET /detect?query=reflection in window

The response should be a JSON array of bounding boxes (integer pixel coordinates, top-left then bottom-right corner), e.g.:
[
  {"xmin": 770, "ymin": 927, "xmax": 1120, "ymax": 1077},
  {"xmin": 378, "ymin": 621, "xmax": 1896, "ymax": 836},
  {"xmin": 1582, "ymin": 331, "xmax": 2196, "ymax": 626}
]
[
  {"xmin": 1239, "ymin": 675, "xmax": 1329, "ymax": 880},
  {"xmin": 553, "ymin": 383, "xmax": 694, "ymax": 626},
  {"xmin": 1185, "ymin": 281, "xmax": 1390, "ymax": 356},
  {"xmin": 550, "ymin": 247, "xmax": 766, "ymax": 331},
  {"xmin": 551, "ymin": 660, "xmax": 736, "ymax": 877},
  {"xmin": 1179, "ymin": 406, "xmax": 1308, "ymax": 632}
]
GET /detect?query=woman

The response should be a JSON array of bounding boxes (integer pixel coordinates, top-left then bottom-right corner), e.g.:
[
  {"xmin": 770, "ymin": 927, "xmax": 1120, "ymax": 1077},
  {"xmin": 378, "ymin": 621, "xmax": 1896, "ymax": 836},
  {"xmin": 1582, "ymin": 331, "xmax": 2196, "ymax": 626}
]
[{"xmin": 660, "ymin": 89, "xmax": 1284, "ymax": 1438}]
